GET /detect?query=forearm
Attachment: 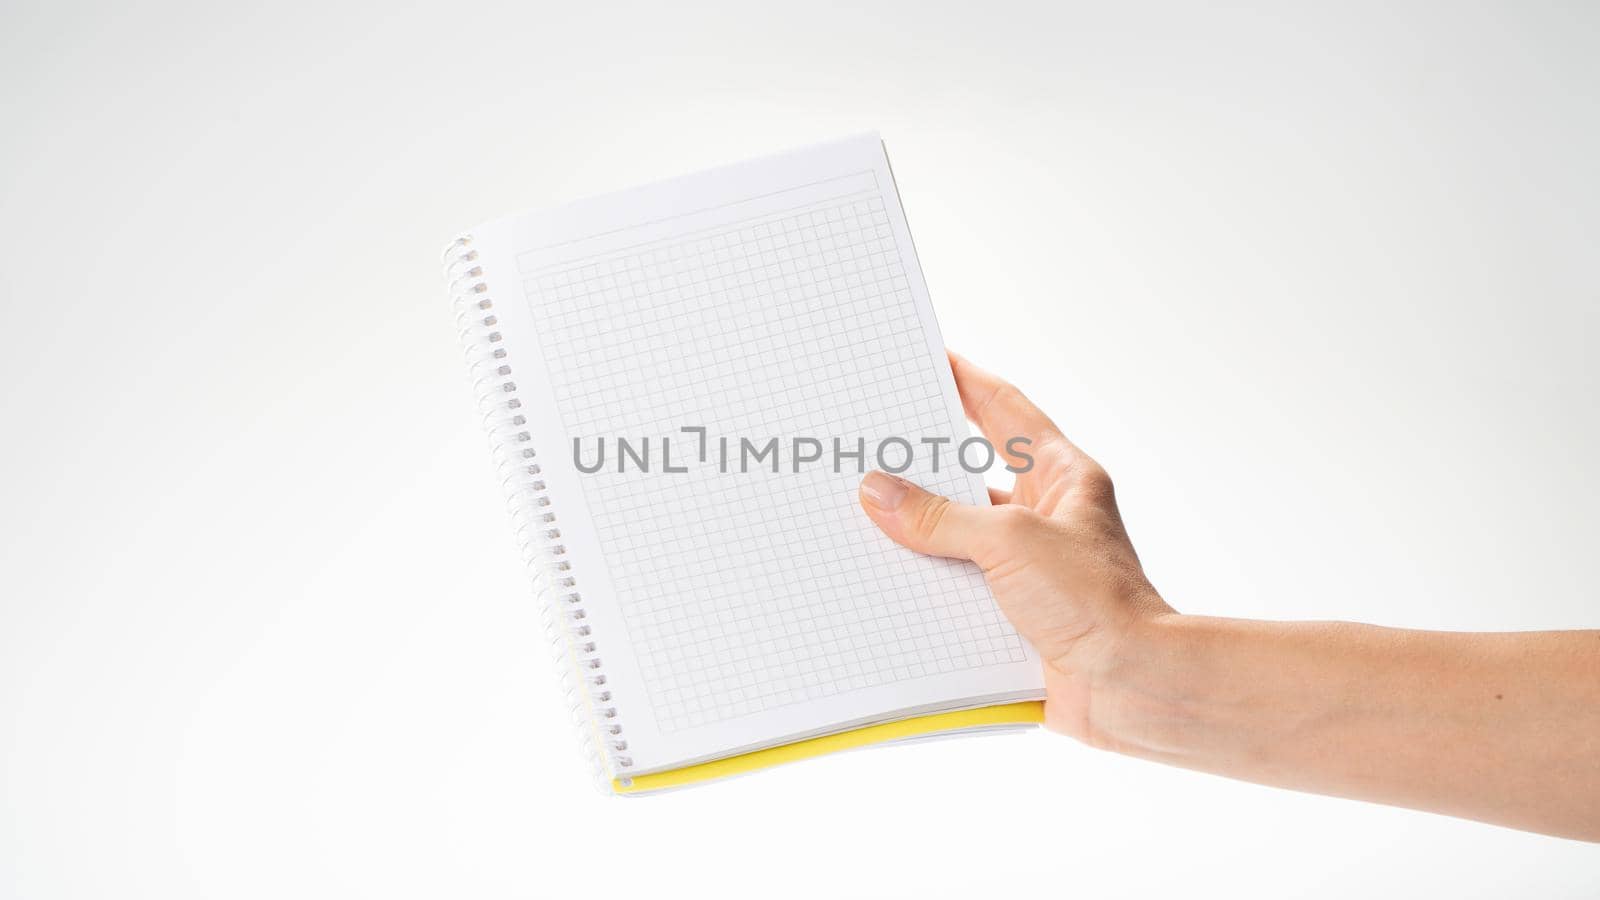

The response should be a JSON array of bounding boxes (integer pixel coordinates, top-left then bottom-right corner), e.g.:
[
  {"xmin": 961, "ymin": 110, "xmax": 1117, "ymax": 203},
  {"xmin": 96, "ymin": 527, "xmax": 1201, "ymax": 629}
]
[{"xmin": 1087, "ymin": 616, "xmax": 1600, "ymax": 841}]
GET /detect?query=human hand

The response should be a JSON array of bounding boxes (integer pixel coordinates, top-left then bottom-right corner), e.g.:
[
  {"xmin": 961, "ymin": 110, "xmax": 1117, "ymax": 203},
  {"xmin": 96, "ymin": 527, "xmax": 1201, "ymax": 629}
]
[{"xmin": 858, "ymin": 352, "xmax": 1173, "ymax": 742}]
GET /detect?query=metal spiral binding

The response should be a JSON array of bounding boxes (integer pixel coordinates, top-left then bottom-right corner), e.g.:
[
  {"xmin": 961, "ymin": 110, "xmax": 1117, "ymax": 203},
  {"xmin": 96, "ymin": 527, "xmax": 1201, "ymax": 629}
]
[{"xmin": 441, "ymin": 236, "xmax": 633, "ymax": 786}]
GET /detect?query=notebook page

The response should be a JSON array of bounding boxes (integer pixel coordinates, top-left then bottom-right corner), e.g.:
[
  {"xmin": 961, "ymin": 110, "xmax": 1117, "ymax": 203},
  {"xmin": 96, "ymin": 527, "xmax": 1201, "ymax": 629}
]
[{"xmin": 470, "ymin": 135, "xmax": 1044, "ymax": 773}]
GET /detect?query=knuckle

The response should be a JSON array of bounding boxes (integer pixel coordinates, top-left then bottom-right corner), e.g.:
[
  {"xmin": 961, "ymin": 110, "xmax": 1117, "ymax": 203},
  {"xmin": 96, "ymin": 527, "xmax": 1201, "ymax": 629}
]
[
  {"xmin": 1077, "ymin": 462, "xmax": 1114, "ymax": 496},
  {"xmin": 913, "ymin": 495, "xmax": 953, "ymax": 538},
  {"xmin": 994, "ymin": 382, "xmax": 1027, "ymax": 413},
  {"xmin": 992, "ymin": 503, "xmax": 1038, "ymax": 540},
  {"xmin": 977, "ymin": 381, "xmax": 1024, "ymax": 421}
]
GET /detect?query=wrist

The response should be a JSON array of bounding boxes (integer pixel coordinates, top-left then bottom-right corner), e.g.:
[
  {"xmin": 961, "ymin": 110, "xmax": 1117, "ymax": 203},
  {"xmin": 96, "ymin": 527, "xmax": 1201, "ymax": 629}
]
[
  {"xmin": 1071, "ymin": 612, "xmax": 1230, "ymax": 760},
  {"xmin": 1077, "ymin": 614, "xmax": 1329, "ymax": 774}
]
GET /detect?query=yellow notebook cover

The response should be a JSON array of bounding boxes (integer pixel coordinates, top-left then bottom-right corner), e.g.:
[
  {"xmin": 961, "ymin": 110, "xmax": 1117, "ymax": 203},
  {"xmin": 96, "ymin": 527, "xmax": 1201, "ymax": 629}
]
[{"xmin": 612, "ymin": 701, "xmax": 1045, "ymax": 794}]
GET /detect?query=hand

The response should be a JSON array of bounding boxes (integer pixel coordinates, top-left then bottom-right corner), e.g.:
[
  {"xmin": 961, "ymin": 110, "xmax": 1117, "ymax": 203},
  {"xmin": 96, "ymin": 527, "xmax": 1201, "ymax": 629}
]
[{"xmin": 858, "ymin": 351, "xmax": 1172, "ymax": 742}]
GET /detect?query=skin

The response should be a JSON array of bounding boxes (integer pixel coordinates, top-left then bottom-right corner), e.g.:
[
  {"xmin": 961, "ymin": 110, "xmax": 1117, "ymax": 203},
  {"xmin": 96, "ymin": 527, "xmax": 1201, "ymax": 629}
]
[{"xmin": 858, "ymin": 351, "xmax": 1600, "ymax": 843}]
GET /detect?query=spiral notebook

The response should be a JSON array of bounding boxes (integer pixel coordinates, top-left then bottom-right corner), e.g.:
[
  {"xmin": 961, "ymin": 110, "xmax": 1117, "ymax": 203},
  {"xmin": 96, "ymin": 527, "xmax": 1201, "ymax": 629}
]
[{"xmin": 442, "ymin": 134, "xmax": 1045, "ymax": 793}]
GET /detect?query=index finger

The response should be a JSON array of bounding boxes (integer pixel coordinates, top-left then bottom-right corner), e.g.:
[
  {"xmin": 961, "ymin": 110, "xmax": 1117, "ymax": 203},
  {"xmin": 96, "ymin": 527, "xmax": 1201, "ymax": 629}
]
[{"xmin": 947, "ymin": 350, "xmax": 1067, "ymax": 452}]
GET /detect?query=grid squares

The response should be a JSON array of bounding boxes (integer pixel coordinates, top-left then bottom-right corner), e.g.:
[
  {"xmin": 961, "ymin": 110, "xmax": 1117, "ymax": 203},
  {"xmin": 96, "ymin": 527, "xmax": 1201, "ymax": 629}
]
[{"xmin": 523, "ymin": 188, "xmax": 1027, "ymax": 733}]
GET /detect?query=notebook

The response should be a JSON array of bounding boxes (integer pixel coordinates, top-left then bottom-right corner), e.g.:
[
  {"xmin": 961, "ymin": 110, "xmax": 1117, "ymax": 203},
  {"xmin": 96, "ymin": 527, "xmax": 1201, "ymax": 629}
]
[{"xmin": 441, "ymin": 134, "xmax": 1045, "ymax": 793}]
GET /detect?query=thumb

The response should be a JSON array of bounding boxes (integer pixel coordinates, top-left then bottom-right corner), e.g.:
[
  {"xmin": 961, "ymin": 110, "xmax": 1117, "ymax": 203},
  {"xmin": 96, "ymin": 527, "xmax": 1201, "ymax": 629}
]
[{"xmin": 858, "ymin": 471, "xmax": 1001, "ymax": 563}]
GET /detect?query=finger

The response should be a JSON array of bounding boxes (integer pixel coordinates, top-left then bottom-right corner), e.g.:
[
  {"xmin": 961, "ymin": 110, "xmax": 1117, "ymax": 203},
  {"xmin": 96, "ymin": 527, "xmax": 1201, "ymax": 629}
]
[
  {"xmin": 987, "ymin": 486, "xmax": 1012, "ymax": 506},
  {"xmin": 859, "ymin": 471, "xmax": 1002, "ymax": 563},
  {"xmin": 947, "ymin": 350, "xmax": 1069, "ymax": 453}
]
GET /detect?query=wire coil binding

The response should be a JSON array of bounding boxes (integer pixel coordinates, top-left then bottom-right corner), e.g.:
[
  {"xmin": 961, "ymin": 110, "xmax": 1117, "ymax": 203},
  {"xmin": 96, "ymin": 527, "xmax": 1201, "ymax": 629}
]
[{"xmin": 441, "ymin": 236, "xmax": 632, "ymax": 787}]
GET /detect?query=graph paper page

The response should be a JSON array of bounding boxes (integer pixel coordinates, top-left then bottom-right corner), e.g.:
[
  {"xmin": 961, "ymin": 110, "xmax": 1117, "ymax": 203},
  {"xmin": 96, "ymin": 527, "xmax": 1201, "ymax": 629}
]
[{"xmin": 471, "ymin": 135, "xmax": 1044, "ymax": 773}]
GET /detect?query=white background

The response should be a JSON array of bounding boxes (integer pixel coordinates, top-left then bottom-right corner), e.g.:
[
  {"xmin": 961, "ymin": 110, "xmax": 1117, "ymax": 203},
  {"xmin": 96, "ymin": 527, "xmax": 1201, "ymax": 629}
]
[{"xmin": 2, "ymin": 1, "xmax": 1597, "ymax": 896}]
